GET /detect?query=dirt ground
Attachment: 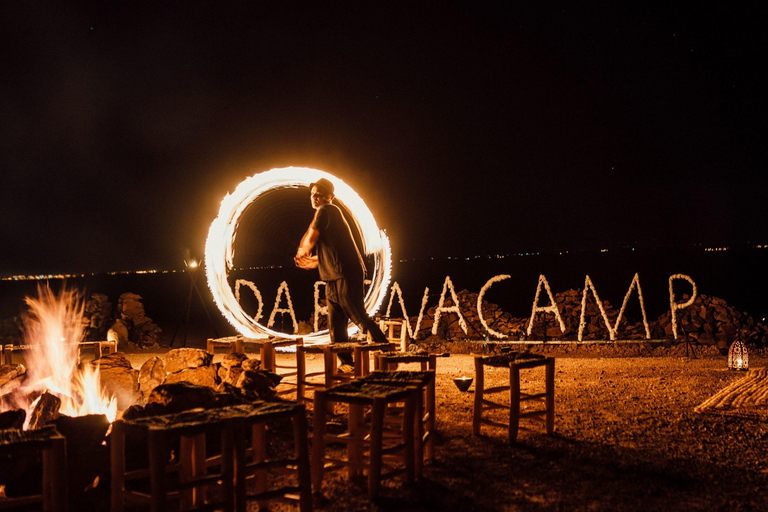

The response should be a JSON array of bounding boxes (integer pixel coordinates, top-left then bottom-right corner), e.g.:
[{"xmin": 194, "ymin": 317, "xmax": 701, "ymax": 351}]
[{"xmin": 126, "ymin": 344, "xmax": 768, "ymax": 511}]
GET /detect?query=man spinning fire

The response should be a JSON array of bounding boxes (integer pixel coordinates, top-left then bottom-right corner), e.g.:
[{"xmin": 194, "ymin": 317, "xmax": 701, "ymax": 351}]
[{"xmin": 294, "ymin": 178, "xmax": 389, "ymax": 368}]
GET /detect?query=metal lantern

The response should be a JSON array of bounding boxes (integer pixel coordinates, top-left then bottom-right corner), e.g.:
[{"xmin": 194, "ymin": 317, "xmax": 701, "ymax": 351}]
[{"xmin": 728, "ymin": 340, "xmax": 749, "ymax": 371}]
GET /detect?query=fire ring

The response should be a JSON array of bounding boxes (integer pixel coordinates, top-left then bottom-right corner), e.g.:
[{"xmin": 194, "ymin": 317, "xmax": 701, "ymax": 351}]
[{"xmin": 205, "ymin": 167, "xmax": 391, "ymax": 343}]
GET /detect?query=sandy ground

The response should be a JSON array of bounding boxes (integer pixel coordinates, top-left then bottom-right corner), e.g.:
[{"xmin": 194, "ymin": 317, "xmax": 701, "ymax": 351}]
[{"xmin": 120, "ymin": 345, "xmax": 768, "ymax": 511}]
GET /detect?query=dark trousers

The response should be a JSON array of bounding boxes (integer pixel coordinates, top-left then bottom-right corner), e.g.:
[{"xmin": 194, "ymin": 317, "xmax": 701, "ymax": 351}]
[{"xmin": 326, "ymin": 276, "xmax": 388, "ymax": 364}]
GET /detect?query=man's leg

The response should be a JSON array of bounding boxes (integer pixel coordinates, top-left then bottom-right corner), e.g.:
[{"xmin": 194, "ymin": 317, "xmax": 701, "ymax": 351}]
[
  {"xmin": 326, "ymin": 280, "xmax": 355, "ymax": 366},
  {"xmin": 336, "ymin": 276, "xmax": 389, "ymax": 345}
]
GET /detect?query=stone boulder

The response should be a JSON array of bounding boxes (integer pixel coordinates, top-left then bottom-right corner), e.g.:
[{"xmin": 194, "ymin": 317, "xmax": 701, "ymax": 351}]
[
  {"xmin": 220, "ymin": 352, "xmax": 249, "ymax": 369},
  {"xmin": 235, "ymin": 370, "xmax": 282, "ymax": 400},
  {"xmin": 165, "ymin": 366, "xmax": 219, "ymax": 388},
  {"xmin": 165, "ymin": 348, "xmax": 213, "ymax": 374},
  {"xmin": 241, "ymin": 358, "xmax": 261, "ymax": 371},
  {"xmin": 138, "ymin": 356, "xmax": 166, "ymax": 397},
  {"xmin": 90, "ymin": 352, "xmax": 139, "ymax": 409}
]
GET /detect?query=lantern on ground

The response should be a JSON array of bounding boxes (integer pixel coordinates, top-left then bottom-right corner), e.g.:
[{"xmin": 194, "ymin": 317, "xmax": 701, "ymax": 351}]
[{"xmin": 728, "ymin": 340, "xmax": 749, "ymax": 371}]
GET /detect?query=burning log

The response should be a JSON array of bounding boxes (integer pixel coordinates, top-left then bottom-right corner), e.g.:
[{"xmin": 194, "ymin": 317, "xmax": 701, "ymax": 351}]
[
  {"xmin": 27, "ymin": 391, "xmax": 61, "ymax": 430},
  {"xmin": 0, "ymin": 409, "xmax": 26, "ymax": 430},
  {"xmin": 0, "ymin": 363, "xmax": 26, "ymax": 397}
]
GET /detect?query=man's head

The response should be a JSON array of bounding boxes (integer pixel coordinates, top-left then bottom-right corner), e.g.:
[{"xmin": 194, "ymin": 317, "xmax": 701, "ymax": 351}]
[{"xmin": 310, "ymin": 178, "xmax": 334, "ymax": 209}]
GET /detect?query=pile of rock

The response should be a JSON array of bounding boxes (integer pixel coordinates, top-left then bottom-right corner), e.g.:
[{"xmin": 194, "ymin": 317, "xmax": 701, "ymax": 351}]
[
  {"xmin": 657, "ymin": 294, "xmax": 768, "ymax": 348},
  {"xmin": 114, "ymin": 292, "xmax": 162, "ymax": 348},
  {"xmin": 82, "ymin": 293, "xmax": 113, "ymax": 340},
  {"xmin": 91, "ymin": 348, "xmax": 280, "ymax": 410}
]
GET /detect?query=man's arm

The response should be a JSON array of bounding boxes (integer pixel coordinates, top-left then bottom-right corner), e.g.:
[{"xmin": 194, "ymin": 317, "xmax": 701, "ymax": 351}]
[
  {"xmin": 295, "ymin": 225, "xmax": 320, "ymax": 269},
  {"xmin": 296, "ymin": 225, "xmax": 320, "ymax": 260}
]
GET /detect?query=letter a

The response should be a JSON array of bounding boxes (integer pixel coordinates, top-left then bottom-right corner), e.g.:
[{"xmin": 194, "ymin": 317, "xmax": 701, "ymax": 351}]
[
  {"xmin": 527, "ymin": 275, "xmax": 565, "ymax": 336},
  {"xmin": 432, "ymin": 276, "xmax": 468, "ymax": 335},
  {"xmin": 268, "ymin": 281, "xmax": 299, "ymax": 334},
  {"xmin": 385, "ymin": 281, "xmax": 428, "ymax": 339}
]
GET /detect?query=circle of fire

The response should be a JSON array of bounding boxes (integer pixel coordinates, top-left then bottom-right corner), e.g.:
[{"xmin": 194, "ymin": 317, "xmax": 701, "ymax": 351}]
[{"xmin": 205, "ymin": 167, "xmax": 391, "ymax": 343}]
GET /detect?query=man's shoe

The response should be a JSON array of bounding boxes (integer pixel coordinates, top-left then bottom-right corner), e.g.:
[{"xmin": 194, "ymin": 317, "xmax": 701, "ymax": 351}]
[{"xmin": 337, "ymin": 364, "xmax": 354, "ymax": 374}]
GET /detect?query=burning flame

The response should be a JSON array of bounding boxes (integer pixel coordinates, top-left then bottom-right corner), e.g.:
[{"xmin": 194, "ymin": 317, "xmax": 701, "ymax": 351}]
[
  {"xmin": 205, "ymin": 167, "xmax": 391, "ymax": 344},
  {"xmin": 4, "ymin": 284, "xmax": 117, "ymax": 428}
]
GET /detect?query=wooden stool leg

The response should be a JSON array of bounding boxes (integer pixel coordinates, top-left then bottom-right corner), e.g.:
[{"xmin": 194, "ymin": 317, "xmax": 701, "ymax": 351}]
[
  {"xmin": 43, "ymin": 433, "xmax": 67, "ymax": 512},
  {"xmin": 322, "ymin": 347, "xmax": 335, "ymax": 387},
  {"xmin": 354, "ymin": 346, "xmax": 364, "ymax": 377},
  {"xmin": 296, "ymin": 347, "xmax": 307, "ymax": 404},
  {"xmin": 231, "ymin": 419, "xmax": 246, "ymax": 512},
  {"xmin": 207, "ymin": 338, "xmax": 214, "ymax": 354},
  {"xmin": 221, "ymin": 420, "xmax": 238, "ymax": 512},
  {"xmin": 546, "ymin": 358, "xmax": 555, "ymax": 435},
  {"xmin": 368, "ymin": 398, "xmax": 385, "ymax": 499},
  {"xmin": 111, "ymin": 421, "xmax": 126, "ymax": 512},
  {"xmin": 472, "ymin": 357, "xmax": 484, "ymax": 435},
  {"xmin": 234, "ymin": 336, "xmax": 245, "ymax": 354},
  {"xmin": 252, "ymin": 423, "xmax": 268, "ymax": 508},
  {"xmin": 261, "ymin": 341, "xmax": 275, "ymax": 372},
  {"xmin": 411, "ymin": 387, "xmax": 424, "ymax": 480},
  {"xmin": 348, "ymin": 404, "xmax": 364, "ymax": 478},
  {"xmin": 291, "ymin": 405, "xmax": 313, "ymax": 512},
  {"xmin": 509, "ymin": 364, "xmax": 521, "ymax": 443},
  {"xmin": 426, "ymin": 379, "xmax": 436, "ymax": 462},
  {"xmin": 148, "ymin": 428, "xmax": 168, "ymax": 512},
  {"xmin": 179, "ymin": 435, "xmax": 195, "ymax": 509},
  {"xmin": 403, "ymin": 392, "xmax": 416, "ymax": 485},
  {"xmin": 311, "ymin": 390, "xmax": 328, "ymax": 491}
]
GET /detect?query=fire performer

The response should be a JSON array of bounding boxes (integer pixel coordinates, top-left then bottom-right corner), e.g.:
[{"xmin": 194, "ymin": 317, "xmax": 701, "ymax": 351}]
[{"xmin": 294, "ymin": 178, "xmax": 389, "ymax": 368}]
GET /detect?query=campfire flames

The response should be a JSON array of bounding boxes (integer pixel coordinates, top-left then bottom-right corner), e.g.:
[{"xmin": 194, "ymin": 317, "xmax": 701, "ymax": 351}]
[{"xmin": 3, "ymin": 285, "xmax": 117, "ymax": 428}]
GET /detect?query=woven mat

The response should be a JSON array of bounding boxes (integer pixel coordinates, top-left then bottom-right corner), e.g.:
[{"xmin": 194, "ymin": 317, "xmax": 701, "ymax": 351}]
[{"xmin": 694, "ymin": 367, "xmax": 768, "ymax": 420}]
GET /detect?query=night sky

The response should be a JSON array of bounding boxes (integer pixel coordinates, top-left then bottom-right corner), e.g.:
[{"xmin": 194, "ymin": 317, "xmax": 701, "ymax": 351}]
[{"xmin": 1, "ymin": 2, "xmax": 765, "ymax": 275}]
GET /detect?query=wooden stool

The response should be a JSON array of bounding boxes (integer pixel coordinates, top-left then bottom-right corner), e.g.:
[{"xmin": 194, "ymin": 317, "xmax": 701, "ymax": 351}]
[
  {"xmin": 374, "ymin": 351, "xmax": 440, "ymax": 371},
  {"xmin": 295, "ymin": 342, "xmax": 393, "ymax": 404},
  {"xmin": 2, "ymin": 341, "xmax": 117, "ymax": 365},
  {"xmin": 370, "ymin": 317, "xmax": 408, "ymax": 351},
  {"xmin": 0, "ymin": 427, "xmax": 67, "ymax": 512},
  {"xmin": 312, "ymin": 382, "xmax": 417, "ymax": 499},
  {"xmin": 360, "ymin": 370, "xmax": 437, "ymax": 475},
  {"xmin": 111, "ymin": 408, "xmax": 238, "ymax": 512},
  {"xmin": 473, "ymin": 354, "xmax": 555, "ymax": 443},
  {"xmin": 229, "ymin": 403, "xmax": 312, "ymax": 512}
]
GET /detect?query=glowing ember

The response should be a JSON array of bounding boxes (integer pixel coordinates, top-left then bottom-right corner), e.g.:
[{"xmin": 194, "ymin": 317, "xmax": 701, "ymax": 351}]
[
  {"xmin": 205, "ymin": 167, "xmax": 391, "ymax": 343},
  {"xmin": 1, "ymin": 285, "xmax": 117, "ymax": 428}
]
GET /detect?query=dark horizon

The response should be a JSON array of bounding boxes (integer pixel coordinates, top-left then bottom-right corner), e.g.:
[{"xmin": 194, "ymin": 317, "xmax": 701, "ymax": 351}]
[{"xmin": 2, "ymin": 2, "xmax": 765, "ymax": 275}]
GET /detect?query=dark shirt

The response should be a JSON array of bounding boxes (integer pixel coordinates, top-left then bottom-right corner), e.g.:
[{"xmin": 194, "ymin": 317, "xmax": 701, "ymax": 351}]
[{"xmin": 310, "ymin": 203, "xmax": 365, "ymax": 282}]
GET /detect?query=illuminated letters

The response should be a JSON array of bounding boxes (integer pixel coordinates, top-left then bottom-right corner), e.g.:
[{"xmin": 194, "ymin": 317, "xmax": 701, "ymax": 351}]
[
  {"xmin": 385, "ymin": 281, "xmax": 431, "ymax": 338},
  {"xmin": 577, "ymin": 274, "xmax": 650, "ymax": 341},
  {"xmin": 432, "ymin": 276, "xmax": 468, "ymax": 335},
  {"xmin": 267, "ymin": 281, "xmax": 298, "ymax": 334},
  {"xmin": 477, "ymin": 274, "xmax": 511, "ymax": 339},
  {"xmin": 669, "ymin": 274, "xmax": 697, "ymax": 339},
  {"xmin": 234, "ymin": 279, "xmax": 264, "ymax": 323},
  {"xmin": 527, "ymin": 274, "xmax": 566, "ymax": 336}
]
